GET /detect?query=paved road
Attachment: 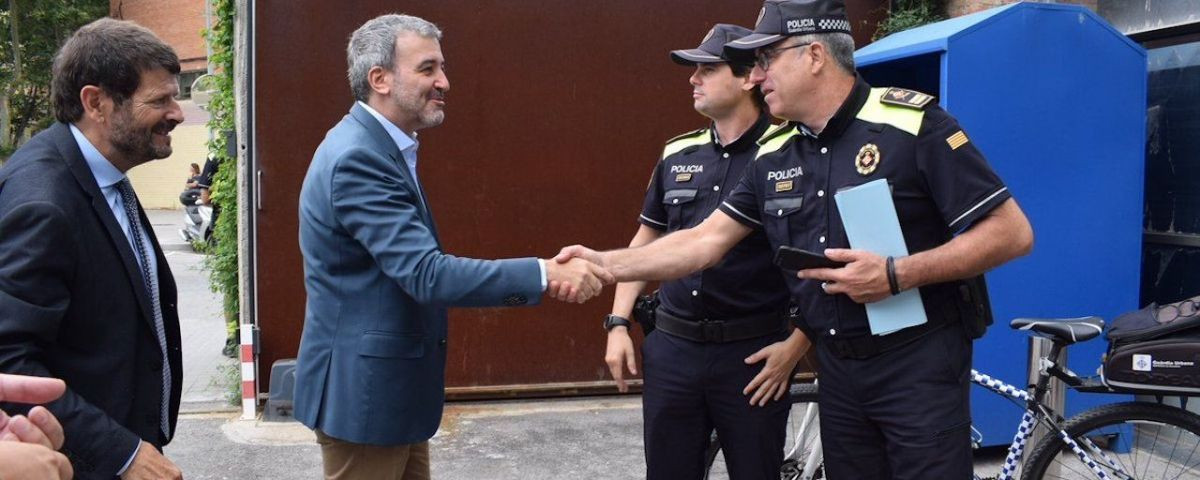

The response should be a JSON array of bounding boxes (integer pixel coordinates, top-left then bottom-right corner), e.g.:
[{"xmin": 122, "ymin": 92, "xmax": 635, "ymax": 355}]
[{"xmin": 147, "ymin": 209, "xmax": 1012, "ymax": 479}]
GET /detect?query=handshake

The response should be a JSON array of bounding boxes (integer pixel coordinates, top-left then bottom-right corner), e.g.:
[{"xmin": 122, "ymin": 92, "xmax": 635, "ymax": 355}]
[{"xmin": 543, "ymin": 245, "xmax": 609, "ymax": 303}]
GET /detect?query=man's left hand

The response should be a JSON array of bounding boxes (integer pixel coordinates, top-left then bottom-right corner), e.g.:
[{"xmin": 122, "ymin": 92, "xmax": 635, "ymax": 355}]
[
  {"xmin": 796, "ymin": 248, "xmax": 891, "ymax": 304},
  {"xmin": 742, "ymin": 331, "xmax": 810, "ymax": 407}
]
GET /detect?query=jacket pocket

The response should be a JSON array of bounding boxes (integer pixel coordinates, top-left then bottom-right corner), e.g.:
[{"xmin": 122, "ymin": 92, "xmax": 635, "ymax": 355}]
[{"xmin": 357, "ymin": 331, "xmax": 425, "ymax": 359}]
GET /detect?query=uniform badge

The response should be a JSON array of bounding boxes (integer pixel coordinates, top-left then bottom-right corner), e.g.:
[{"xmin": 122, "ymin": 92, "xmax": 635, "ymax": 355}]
[
  {"xmin": 946, "ymin": 130, "xmax": 969, "ymax": 150},
  {"xmin": 775, "ymin": 180, "xmax": 794, "ymax": 192},
  {"xmin": 675, "ymin": 173, "xmax": 693, "ymax": 182},
  {"xmin": 855, "ymin": 143, "xmax": 880, "ymax": 176},
  {"xmin": 880, "ymin": 87, "xmax": 934, "ymax": 109}
]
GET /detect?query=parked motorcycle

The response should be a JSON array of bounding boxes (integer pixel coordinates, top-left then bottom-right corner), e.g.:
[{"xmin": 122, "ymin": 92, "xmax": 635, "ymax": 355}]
[{"xmin": 179, "ymin": 196, "xmax": 214, "ymax": 247}]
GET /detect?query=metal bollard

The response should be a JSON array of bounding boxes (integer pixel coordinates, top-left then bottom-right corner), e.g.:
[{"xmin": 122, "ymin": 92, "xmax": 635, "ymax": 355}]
[{"xmin": 1024, "ymin": 336, "xmax": 1065, "ymax": 474}]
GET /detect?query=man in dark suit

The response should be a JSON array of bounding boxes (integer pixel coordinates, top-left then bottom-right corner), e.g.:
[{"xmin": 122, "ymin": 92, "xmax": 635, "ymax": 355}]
[
  {"xmin": 296, "ymin": 13, "xmax": 611, "ymax": 480},
  {"xmin": 0, "ymin": 18, "xmax": 186, "ymax": 480}
]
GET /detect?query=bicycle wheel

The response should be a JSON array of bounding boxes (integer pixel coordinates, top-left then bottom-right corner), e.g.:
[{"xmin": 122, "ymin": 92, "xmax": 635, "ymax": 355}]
[{"xmin": 1023, "ymin": 401, "xmax": 1200, "ymax": 479}]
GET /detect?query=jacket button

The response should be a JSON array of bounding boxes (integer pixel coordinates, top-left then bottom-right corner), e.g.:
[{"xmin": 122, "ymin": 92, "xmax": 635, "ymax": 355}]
[{"xmin": 439, "ymin": 338, "xmax": 447, "ymax": 347}]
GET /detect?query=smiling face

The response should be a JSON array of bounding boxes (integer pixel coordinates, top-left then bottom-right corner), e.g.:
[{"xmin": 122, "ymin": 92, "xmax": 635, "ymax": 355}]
[
  {"xmin": 388, "ymin": 32, "xmax": 449, "ymax": 134},
  {"xmin": 108, "ymin": 67, "xmax": 183, "ymax": 164}
]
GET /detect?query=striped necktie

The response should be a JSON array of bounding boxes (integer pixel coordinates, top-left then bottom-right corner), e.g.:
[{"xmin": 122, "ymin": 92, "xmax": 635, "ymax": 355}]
[{"xmin": 115, "ymin": 179, "xmax": 172, "ymax": 438}]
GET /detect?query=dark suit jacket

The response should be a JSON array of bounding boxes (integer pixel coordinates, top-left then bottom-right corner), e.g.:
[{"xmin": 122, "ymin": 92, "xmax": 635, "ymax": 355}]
[
  {"xmin": 0, "ymin": 122, "xmax": 182, "ymax": 479},
  {"xmin": 295, "ymin": 104, "xmax": 543, "ymax": 445}
]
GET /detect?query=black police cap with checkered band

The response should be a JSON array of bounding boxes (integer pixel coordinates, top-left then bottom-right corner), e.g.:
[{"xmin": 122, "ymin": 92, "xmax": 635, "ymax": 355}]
[{"xmin": 724, "ymin": 0, "xmax": 852, "ymax": 58}]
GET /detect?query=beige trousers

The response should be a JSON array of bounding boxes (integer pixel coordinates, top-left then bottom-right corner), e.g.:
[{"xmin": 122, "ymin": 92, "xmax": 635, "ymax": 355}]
[{"xmin": 315, "ymin": 430, "xmax": 431, "ymax": 480}]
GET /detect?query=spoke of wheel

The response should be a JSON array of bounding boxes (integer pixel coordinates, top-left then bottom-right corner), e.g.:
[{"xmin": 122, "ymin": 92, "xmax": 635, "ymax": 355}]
[
  {"xmin": 1166, "ymin": 425, "xmax": 1200, "ymax": 480},
  {"xmin": 1141, "ymin": 423, "xmax": 1163, "ymax": 478}
]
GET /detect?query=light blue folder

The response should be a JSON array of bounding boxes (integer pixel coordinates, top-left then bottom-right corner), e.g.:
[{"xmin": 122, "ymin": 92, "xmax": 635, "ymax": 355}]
[{"xmin": 834, "ymin": 179, "xmax": 927, "ymax": 335}]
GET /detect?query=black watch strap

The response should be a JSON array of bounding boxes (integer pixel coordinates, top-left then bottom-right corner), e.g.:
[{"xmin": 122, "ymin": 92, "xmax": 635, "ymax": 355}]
[{"xmin": 604, "ymin": 314, "xmax": 632, "ymax": 331}]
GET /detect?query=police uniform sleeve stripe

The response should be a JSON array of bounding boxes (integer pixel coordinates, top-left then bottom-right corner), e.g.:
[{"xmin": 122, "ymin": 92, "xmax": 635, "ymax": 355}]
[
  {"xmin": 720, "ymin": 201, "xmax": 762, "ymax": 226},
  {"xmin": 638, "ymin": 214, "xmax": 667, "ymax": 228},
  {"xmin": 948, "ymin": 187, "xmax": 1008, "ymax": 230}
]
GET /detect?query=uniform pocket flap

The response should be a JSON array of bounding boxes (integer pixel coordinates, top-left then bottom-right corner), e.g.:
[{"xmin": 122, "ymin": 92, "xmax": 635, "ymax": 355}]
[
  {"xmin": 663, "ymin": 188, "xmax": 698, "ymax": 205},
  {"xmin": 763, "ymin": 196, "xmax": 804, "ymax": 217},
  {"xmin": 358, "ymin": 332, "xmax": 425, "ymax": 359}
]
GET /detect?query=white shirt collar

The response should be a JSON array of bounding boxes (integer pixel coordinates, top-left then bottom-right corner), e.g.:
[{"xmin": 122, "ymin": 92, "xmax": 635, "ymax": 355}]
[
  {"xmin": 68, "ymin": 124, "xmax": 125, "ymax": 188},
  {"xmin": 357, "ymin": 101, "xmax": 419, "ymax": 158}
]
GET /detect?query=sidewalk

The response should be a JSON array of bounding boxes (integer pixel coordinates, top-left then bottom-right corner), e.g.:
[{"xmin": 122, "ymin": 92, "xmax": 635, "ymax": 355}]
[
  {"xmin": 148, "ymin": 209, "xmax": 236, "ymax": 413},
  {"xmin": 148, "ymin": 208, "xmax": 1005, "ymax": 479}
]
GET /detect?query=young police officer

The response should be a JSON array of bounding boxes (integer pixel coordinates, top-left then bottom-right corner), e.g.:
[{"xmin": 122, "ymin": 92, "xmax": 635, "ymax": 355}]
[
  {"xmin": 602, "ymin": 23, "xmax": 810, "ymax": 480},
  {"xmin": 561, "ymin": 1, "xmax": 1035, "ymax": 478}
]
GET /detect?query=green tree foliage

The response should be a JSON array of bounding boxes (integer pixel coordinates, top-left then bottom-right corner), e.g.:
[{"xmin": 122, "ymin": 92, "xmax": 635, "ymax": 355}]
[
  {"xmin": 0, "ymin": 0, "xmax": 108, "ymax": 160},
  {"xmin": 203, "ymin": 0, "xmax": 238, "ymax": 323},
  {"xmin": 875, "ymin": 0, "xmax": 946, "ymax": 40}
]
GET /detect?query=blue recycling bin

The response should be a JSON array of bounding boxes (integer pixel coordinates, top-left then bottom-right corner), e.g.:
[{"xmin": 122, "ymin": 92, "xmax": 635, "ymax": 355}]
[{"xmin": 854, "ymin": 2, "xmax": 1147, "ymax": 445}]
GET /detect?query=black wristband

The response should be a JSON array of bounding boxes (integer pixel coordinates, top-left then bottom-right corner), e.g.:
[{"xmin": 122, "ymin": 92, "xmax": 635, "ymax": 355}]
[{"xmin": 886, "ymin": 256, "xmax": 901, "ymax": 296}]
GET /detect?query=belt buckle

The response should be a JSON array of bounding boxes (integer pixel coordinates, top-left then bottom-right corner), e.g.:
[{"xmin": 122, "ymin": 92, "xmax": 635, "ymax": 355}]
[{"xmin": 699, "ymin": 320, "xmax": 725, "ymax": 343}]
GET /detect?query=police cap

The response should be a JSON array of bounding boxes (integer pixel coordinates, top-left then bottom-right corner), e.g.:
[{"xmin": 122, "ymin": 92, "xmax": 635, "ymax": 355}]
[
  {"xmin": 724, "ymin": 0, "xmax": 852, "ymax": 57},
  {"xmin": 670, "ymin": 23, "xmax": 754, "ymax": 66}
]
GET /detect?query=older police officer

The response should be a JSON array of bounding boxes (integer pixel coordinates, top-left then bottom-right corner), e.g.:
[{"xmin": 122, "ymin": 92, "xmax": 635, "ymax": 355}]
[
  {"xmin": 559, "ymin": 0, "xmax": 1034, "ymax": 478},
  {"xmin": 603, "ymin": 23, "xmax": 809, "ymax": 480}
]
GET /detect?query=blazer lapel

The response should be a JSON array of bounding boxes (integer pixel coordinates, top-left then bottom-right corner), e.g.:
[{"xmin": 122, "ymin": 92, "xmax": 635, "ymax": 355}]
[
  {"xmin": 51, "ymin": 123, "xmax": 159, "ymax": 331},
  {"xmin": 348, "ymin": 104, "xmax": 440, "ymax": 244}
]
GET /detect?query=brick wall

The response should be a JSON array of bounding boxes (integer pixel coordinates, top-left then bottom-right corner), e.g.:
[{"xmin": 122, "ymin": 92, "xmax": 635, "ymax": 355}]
[
  {"xmin": 110, "ymin": 0, "xmax": 209, "ymax": 72},
  {"xmin": 945, "ymin": 0, "xmax": 1096, "ymax": 17}
]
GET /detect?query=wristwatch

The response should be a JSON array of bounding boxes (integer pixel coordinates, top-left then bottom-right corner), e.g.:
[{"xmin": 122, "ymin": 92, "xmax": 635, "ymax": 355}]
[{"xmin": 603, "ymin": 314, "xmax": 632, "ymax": 332}]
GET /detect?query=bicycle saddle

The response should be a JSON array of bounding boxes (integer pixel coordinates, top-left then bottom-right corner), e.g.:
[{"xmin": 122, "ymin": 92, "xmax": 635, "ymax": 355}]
[{"xmin": 1010, "ymin": 316, "xmax": 1105, "ymax": 344}]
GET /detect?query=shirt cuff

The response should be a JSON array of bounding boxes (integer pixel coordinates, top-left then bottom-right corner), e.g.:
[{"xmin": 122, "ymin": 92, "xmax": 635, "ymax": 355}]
[
  {"xmin": 117, "ymin": 440, "xmax": 141, "ymax": 476},
  {"xmin": 538, "ymin": 259, "xmax": 548, "ymax": 291}
]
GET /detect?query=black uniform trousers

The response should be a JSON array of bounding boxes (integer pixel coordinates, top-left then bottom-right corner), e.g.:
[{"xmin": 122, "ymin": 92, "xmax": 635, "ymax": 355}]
[
  {"xmin": 817, "ymin": 321, "xmax": 974, "ymax": 480},
  {"xmin": 641, "ymin": 329, "xmax": 791, "ymax": 480}
]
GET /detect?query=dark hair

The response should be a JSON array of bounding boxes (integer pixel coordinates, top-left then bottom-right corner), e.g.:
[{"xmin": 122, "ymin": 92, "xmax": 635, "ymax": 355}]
[
  {"xmin": 727, "ymin": 61, "xmax": 767, "ymax": 110},
  {"xmin": 52, "ymin": 18, "xmax": 180, "ymax": 123},
  {"xmin": 190, "ymin": 163, "xmax": 200, "ymax": 172}
]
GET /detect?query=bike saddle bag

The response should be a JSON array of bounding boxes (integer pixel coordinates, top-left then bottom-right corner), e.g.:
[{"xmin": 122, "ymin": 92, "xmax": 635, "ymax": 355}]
[{"xmin": 1102, "ymin": 298, "xmax": 1200, "ymax": 394}]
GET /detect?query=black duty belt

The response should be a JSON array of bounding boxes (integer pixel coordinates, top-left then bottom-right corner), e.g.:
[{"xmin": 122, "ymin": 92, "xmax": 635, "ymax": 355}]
[
  {"xmin": 654, "ymin": 307, "xmax": 787, "ymax": 343},
  {"xmin": 825, "ymin": 315, "xmax": 950, "ymax": 360}
]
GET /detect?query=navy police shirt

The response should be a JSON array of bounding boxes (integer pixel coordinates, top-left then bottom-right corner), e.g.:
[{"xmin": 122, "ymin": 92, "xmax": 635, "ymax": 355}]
[
  {"xmin": 640, "ymin": 113, "xmax": 791, "ymax": 321},
  {"xmin": 719, "ymin": 77, "xmax": 1011, "ymax": 339}
]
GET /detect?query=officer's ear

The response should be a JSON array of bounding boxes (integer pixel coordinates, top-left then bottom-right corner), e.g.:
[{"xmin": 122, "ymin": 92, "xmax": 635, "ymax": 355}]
[{"xmin": 807, "ymin": 41, "xmax": 830, "ymax": 75}]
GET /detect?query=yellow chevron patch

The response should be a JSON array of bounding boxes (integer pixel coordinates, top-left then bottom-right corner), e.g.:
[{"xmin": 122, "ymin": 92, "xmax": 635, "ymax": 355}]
[{"xmin": 946, "ymin": 130, "xmax": 969, "ymax": 150}]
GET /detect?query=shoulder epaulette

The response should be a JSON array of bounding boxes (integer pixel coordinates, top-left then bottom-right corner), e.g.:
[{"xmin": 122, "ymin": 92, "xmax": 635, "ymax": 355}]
[
  {"xmin": 857, "ymin": 88, "xmax": 929, "ymax": 136},
  {"xmin": 664, "ymin": 128, "xmax": 707, "ymax": 145},
  {"xmin": 879, "ymin": 87, "xmax": 935, "ymax": 110},
  {"xmin": 756, "ymin": 122, "xmax": 791, "ymax": 145},
  {"xmin": 661, "ymin": 128, "xmax": 711, "ymax": 160},
  {"xmin": 755, "ymin": 123, "xmax": 800, "ymax": 160}
]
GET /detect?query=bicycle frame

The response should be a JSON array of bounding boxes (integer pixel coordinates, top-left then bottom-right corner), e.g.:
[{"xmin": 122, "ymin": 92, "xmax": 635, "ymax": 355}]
[
  {"xmin": 783, "ymin": 396, "xmax": 823, "ymax": 480},
  {"xmin": 972, "ymin": 366, "xmax": 1130, "ymax": 480}
]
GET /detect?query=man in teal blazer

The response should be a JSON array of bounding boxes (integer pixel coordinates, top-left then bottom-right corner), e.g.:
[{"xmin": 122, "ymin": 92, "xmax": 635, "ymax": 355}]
[{"xmin": 295, "ymin": 14, "xmax": 610, "ymax": 479}]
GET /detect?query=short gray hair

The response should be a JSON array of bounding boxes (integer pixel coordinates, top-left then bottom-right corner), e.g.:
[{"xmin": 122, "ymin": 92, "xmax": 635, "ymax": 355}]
[
  {"xmin": 791, "ymin": 32, "xmax": 856, "ymax": 74},
  {"xmin": 346, "ymin": 14, "xmax": 442, "ymax": 102}
]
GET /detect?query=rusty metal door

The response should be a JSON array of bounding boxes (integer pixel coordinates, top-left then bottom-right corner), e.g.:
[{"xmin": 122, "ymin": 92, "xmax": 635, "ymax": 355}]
[{"xmin": 253, "ymin": 0, "xmax": 885, "ymax": 395}]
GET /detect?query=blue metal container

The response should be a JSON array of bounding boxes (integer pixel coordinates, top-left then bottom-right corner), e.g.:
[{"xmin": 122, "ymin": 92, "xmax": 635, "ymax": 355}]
[{"xmin": 854, "ymin": 2, "xmax": 1147, "ymax": 445}]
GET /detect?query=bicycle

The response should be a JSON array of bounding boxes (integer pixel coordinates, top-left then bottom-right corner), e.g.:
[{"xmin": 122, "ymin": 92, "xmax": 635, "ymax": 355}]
[{"xmin": 703, "ymin": 316, "xmax": 1200, "ymax": 479}]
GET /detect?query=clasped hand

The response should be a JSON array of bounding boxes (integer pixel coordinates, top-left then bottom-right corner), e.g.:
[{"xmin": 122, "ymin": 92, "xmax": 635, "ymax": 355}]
[
  {"xmin": 543, "ymin": 251, "xmax": 614, "ymax": 303},
  {"xmin": 0, "ymin": 374, "xmax": 72, "ymax": 480}
]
